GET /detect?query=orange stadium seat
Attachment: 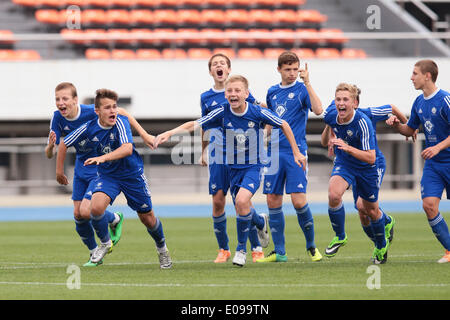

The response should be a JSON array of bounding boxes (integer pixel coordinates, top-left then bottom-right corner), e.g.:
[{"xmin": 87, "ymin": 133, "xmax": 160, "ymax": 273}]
[
  {"xmin": 316, "ymin": 48, "xmax": 340, "ymax": 59},
  {"xmin": 279, "ymin": 0, "xmax": 306, "ymax": 6},
  {"xmin": 136, "ymin": 48, "xmax": 161, "ymax": 59},
  {"xmin": 176, "ymin": 28, "xmax": 202, "ymax": 45},
  {"xmin": 135, "ymin": 0, "xmax": 157, "ymax": 7},
  {"xmin": 297, "ymin": 10, "xmax": 327, "ymax": 24},
  {"xmin": 229, "ymin": 0, "xmax": 253, "ymax": 7},
  {"xmin": 212, "ymin": 48, "xmax": 235, "ymax": 59},
  {"xmin": 84, "ymin": 28, "xmax": 109, "ymax": 45},
  {"xmin": 187, "ymin": 48, "xmax": 212, "ymax": 59},
  {"xmin": 0, "ymin": 30, "xmax": 16, "ymax": 45},
  {"xmin": 177, "ymin": 9, "xmax": 202, "ymax": 25},
  {"xmin": 112, "ymin": 0, "xmax": 138, "ymax": 7},
  {"xmin": 61, "ymin": 28, "xmax": 87, "ymax": 45},
  {"xmin": 224, "ymin": 9, "xmax": 249, "ymax": 26},
  {"xmin": 204, "ymin": 0, "xmax": 227, "ymax": 7},
  {"xmin": 273, "ymin": 9, "xmax": 299, "ymax": 25},
  {"xmin": 35, "ymin": 9, "xmax": 62, "ymax": 25},
  {"xmin": 248, "ymin": 28, "xmax": 273, "ymax": 45},
  {"xmin": 153, "ymin": 9, "xmax": 178, "ymax": 25},
  {"xmin": 224, "ymin": 28, "xmax": 248, "ymax": 45},
  {"xmin": 320, "ymin": 28, "xmax": 348, "ymax": 44},
  {"xmin": 201, "ymin": 28, "xmax": 228, "ymax": 45},
  {"xmin": 272, "ymin": 28, "xmax": 296, "ymax": 45},
  {"xmin": 107, "ymin": 29, "xmax": 132, "ymax": 45},
  {"xmin": 248, "ymin": 9, "xmax": 273, "ymax": 25},
  {"xmin": 86, "ymin": 0, "xmax": 111, "ymax": 7},
  {"xmin": 106, "ymin": 9, "xmax": 131, "ymax": 25},
  {"xmin": 152, "ymin": 28, "xmax": 176, "ymax": 45},
  {"xmin": 341, "ymin": 48, "xmax": 367, "ymax": 59},
  {"xmin": 182, "ymin": 0, "xmax": 204, "ymax": 7},
  {"xmin": 161, "ymin": 48, "xmax": 187, "ymax": 59},
  {"xmin": 237, "ymin": 48, "xmax": 263, "ymax": 59},
  {"xmin": 200, "ymin": 10, "xmax": 226, "ymax": 25},
  {"xmin": 130, "ymin": 28, "xmax": 154, "ymax": 45},
  {"xmin": 111, "ymin": 49, "xmax": 136, "ymax": 59},
  {"xmin": 291, "ymin": 47, "xmax": 315, "ymax": 59},
  {"xmin": 296, "ymin": 28, "xmax": 320, "ymax": 44},
  {"xmin": 129, "ymin": 9, "xmax": 154, "ymax": 25},
  {"xmin": 158, "ymin": 0, "xmax": 179, "ymax": 7},
  {"xmin": 253, "ymin": 0, "xmax": 275, "ymax": 7},
  {"xmin": 13, "ymin": 50, "xmax": 41, "ymax": 60},
  {"xmin": 263, "ymin": 48, "xmax": 285, "ymax": 59},
  {"xmin": 85, "ymin": 48, "xmax": 111, "ymax": 59},
  {"xmin": 65, "ymin": 0, "xmax": 89, "ymax": 7},
  {"xmin": 81, "ymin": 9, "xmax": 107, "ymax": 25},
  {"xmin": 40, "ymin": 0, "xmax": 64, "ymax": 8},
  {"xmin": 12, "ymin": 0, "xmax": 41, "ymax": 8},
  {"xmin": 0, "ymin": 50, "xmax": 15, "ymax": 60}
]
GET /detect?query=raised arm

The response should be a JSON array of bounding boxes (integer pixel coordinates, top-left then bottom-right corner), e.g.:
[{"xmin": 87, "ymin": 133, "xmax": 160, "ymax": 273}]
[{"xmin": 299, "ymin": 63, "xmax": 323, "ymax": 116}]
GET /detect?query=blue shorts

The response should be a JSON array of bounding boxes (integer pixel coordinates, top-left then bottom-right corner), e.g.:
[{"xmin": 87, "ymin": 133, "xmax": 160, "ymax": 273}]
[
  {"xmin": 230, "ymin": 166, "xmax": 262, "ymax": 204},
  {"xmin": 421, "ymin": 160, "xmax": 450, "ymax": 200},
  {"xmin": 208, "ymin": 163, "xmax": 230, "ymax": 195},
  {"xmin": 72, "ymin": 170, "xmax": 97, "ymax": 201},
  {"xmin": 91, "ymin": 172, "xmax": 153, "ymax": 213},
  {"xmin": 352, "ymin": 160, "xmax": 385, "ymax": 205},
  {"xmin": 263, "ymin": 151, "xmax": 307, "ymax": 195},
  {"xmin": 332, "ymin": 162, "xmax": 379, "ymax": 203}
]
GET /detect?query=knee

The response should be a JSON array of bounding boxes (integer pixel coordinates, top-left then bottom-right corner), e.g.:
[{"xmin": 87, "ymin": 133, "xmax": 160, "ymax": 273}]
[
  {"xmin": 328, "ymin": 190, "xmax": 342, "ymax": 207},
  {"xmin": 212, "ymin": 196, "xmax": 226, "ymax": 213},
  {"xmin": 139, "ymin": 210, "xmax": 156, "ymax": 228},
  {"xmin": 234, "ymin": 197, "xmax": 248, "ymax": 214},
  {"xmin": 90, "ymin": 202, "xmax": 105, "ymax": 216},
  {"xmin": 422, "ymin": 199, "xmax": 439, "ymax": 218}
]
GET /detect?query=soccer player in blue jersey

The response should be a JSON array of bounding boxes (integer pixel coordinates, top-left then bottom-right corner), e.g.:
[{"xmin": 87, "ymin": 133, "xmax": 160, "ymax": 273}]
[
  {"xmin": 323, "ymin": 83, "xmax": 389, "ymax": 264},
  {"xmin": 60, "ymin": 89, "xmax": 171, "ymax": 268},
  {"xmin": 201, "ymin": 53, "xmax": 267, "ymax": 263},
  {"xmin": 47, "ymin": 83, "xmax": 156, "ymax": 266},
  {"xmin": 387, "ymin": 60, "xmax": 450, "ymax": 263},
  {"xmin": 156, "ymin": 75, "xmax": 306, "ymax": 267},
  {"xmin": 257, "ymin": 51, "xmax": 323, "ymax": 263}
]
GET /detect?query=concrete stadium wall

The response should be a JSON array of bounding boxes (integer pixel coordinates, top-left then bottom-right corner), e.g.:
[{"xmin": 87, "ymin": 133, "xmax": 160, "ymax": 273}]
[{"xmin": 1, "ymin": 57, "xmax": 449, "ymax": 121}]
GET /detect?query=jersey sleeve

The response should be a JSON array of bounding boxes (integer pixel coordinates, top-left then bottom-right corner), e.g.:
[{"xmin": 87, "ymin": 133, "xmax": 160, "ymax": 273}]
[
  {"xmin": 260, "ymin": 108, "xmax": 283, "ymax": 128},
  {"xmin": 200, "ymin": 96, "xmax": 208, "ymax": 117},
  {"xmin": 406, "ymin": 98, "xmax": 421, "ymax": 130},
  {"xmin": 63, "ymin": 122, "xmax": 88, "ymax": 148},
  {"xmin": 116, "ymin": 116, "xmax": 133, "ymax": 145},
  {"xmin": 367, "ymin": 104, "xmax": 392, "ymax": 122},
  {"xmin": 197, "ymin": 106, "xmax": 224, "ymax": 129},
  {"xmin": 442, "ymin": 94, "xmax": 450, "ymax": 126},
  {"xmin": 357, "ymin": 116, "xmax": 375, "ymax": 151},
  {"xmin": 49, "ymin": 111, "xmax": 62, "ymax": 145}
]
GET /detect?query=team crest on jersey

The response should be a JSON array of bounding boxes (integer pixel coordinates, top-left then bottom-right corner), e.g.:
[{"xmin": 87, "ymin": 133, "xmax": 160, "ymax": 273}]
[
  {"xmin": 346, "ymin": 130, "xmax": 353, "ymax": 137},
  {"xmin": 235, "ymin": 134, "xmax": 246, "ymax": 144},
  {"xmin": 424, "ymin": 120, "xmax": 433, "ymax": 133},
  {"xmin": 275, "ymin": 104, "xmax": 287, "ymax": 117},
  {"xmin": 102, "ymin": 145, "xmax": 112, "ymax": 154},
  {"xmin": 248, "ymin": 121, "xmax": 255, "ymax": 128},
  {"xmin": 288, "ymin": 92, "xmax": 295, "ymax": 99},
  {"xmin": 110, "ymin": 133, "xmax": 115, "ymax": 140},
  {"xmin": 431, "ymin": 107, "xmax": 437, "ymax": 114}
]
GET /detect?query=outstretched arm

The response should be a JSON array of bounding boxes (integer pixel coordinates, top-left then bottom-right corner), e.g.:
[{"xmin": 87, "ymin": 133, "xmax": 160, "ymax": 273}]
[
  {"xmin": 118, "ymin": 107, "xmax": 156, "ymax": 150},
  {"xmin": 386, "ymin": 116, "xmax": 417, "ymax": 137},
  {"xmin": 154, "ymin": 120, "xmax": 199, "ymax": 148}
]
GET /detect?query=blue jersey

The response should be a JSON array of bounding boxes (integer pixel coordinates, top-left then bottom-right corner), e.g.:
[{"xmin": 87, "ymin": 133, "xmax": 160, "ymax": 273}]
[
  {"xmin": 407, "ymin": 89, "xmax": 450, "ymax": 164},
  {"xmin": 266, "ymin": 81, "xmax": 311, "ymax": 154},
  {"xmin": 63, "ymin": 115, "xmax": 144, "ymax": 179},
  {"xmin": 197, "ymin": 102, "xmax": 284, "ymax": 169},
  {"xmin": 325, "ymin": 101, "xmax": 392, "ymax": 167},
  {"xmin": 324, "ymin": 108, "xmax": 376, "ymax": 169},
  {"xmin": 49, "ymin": 104, "xmax": 97, "ymax": 175}
]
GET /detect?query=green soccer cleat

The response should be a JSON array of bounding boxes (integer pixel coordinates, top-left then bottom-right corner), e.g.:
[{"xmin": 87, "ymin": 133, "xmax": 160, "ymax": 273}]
[
  {"xmin": 256, "ymin": 250, "xmax": 288, "ymax": 263},
  {"xmin": 324, "ymin": 235, "xmax": 348, "ymax": 258},
  {"xmin": 385, "ymin": 215, "xmax": 395, "ymax": 243},
  {"xmin": 109, "ymin": 212, "xmax": 124, "ymax": 246},
  {"xmin": 83, "ymin": 256, "xmax": 103, "ymax": 267},
  {"xmin": 307, "ymin": 247, "xmax": 323, "ymax": 262},
  {"xmin": 373, "ymin": 240, "xmax": 390, "ymax": 264}
]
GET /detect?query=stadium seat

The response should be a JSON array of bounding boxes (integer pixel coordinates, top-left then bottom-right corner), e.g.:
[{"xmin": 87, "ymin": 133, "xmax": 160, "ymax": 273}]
[
  {"xmin": 291, "ymin": 47, "xmax": 315, "ymax": 59},
  {"xmin": 64, "ymin": 0, "xmax": 89, "ymax": 8},
  {"xmin": 60, "ymin": 28, "xmax": 87, "ymax": 45},
  {"xmin": 106, "ymin": 9, "xmax": 131, "ymax": 26},
  {"xmin": 129, "ymin": 9, "xmax": 154, "ymax": 25},
  {"xmin": 212, "ymin": 48, "xmax": 235, "ymax": 59},
  {"xmin": 40, "ymin": 0, "xmax": 64, "ymax": 9},
  {"xmin": 201, "ymin": 29, "xmax": 228, "ymax": 45},
  {"xmin": 177, "ymin": 9, "xmax": 202, "ymax": 26},
  {"xmin": 136, "ymin": 48, "xmax": 161, "ymax": 59},
  {"xmin": 297, "ymin": 10, "xmax": 327, "ymax": 24},
  {"xmin": 135, "ymin": 0, "xmax": 157, "ymax": 7},
  {"xmin": 111, "ymin": 49, "xmax": 136, "ymax": 59},
  {"xmin": 158, "ymin": 0, "xmax": 179, "ymax": 7},
  {"xmin": 248, "ymin": 28, "xmax": 273, "ymax": 45},
  {"xmin": 273, "ymin": 9, "xmax": 299, "ymax": 25},
  {"xmin": 341, "ymin": 48, "xmax": 367, "ymax": 59},
  {"xmin": 35, "ymin": 9, "xmax": 62, "ymax": 25},
  {"xmin": 187, "ymin": 48, "xmax": 212, "ymax": 59},
  {"xmin": 85, "ymin": 48, "xmax": 111, "ymax": 59},
  {"xmin": 237, "ymin": 48, "xmax": 263, "ymax": 59},
  {"xmin": 130, "ymin": 28, "xmax": 154, "ymax": 45},
  {"xmin": 263, "ymin": 48, "xmax": 285, "ymax": 59},
  {"xmin": 296, "ymin": 28, "xmax": 320, "ymax": 44},
  {"xmin": 153, "ymin": 9, "xmax": 178, "ymax": 26},
  {"xmin": 248, "ymin": 9, "xmax": 273, "ymax": 26},
  {"xmin": 176, "ymin": 28, "xmax": 202, "ymax": 45},
  {"xmin": 182, "ymin": 0, "xmax": 204, "ymax": 7},
  {"xmin": 13, "ymin": 50, "xmax": 41, "ymax": 60},
  {"xmin": 87, "ymin": 0, "xmax": 112, "ymax": 7},
  {"xmin": 12, "ymin": 0, "xmax": 41, "ymax": 8},
  {"xmin": 203, "ymin": 0, "xmax": 227, "ymax": 7},
  {"xmin": 161, "ymin": 48, "xmax": 187, "ymax": 59},
  {"xmin": 84, "ymin": 28, "xmax": 109, "ymax": 45},
  {"xmin": 152, "ymin": 28, "xmax": 176, "ymax": 45},
  {"xmin": 0, "ymin": 50, "xmax": 15, "ymax": 61},
  {"xmin": 107, "ymin": 29, "xmax": 132, "ymax": 45},
  {"xmin": 272, "ymin": 28, "xmax": 296, "ymax": 45},
  {"xmin": 224, "ymin": 9, "xmax": 249, "ymax": 27},
  {"xmin": 320, "ymin": 28, "xmax": 348, "ymax": 44},
  {"xmin": 112, "ymin": 0, "xmax": 138, "ymax": 8},
  {"xmin": 81, "ymin": 9, "xmax": 108, "ymax": 25},
  {"xmin": 200, "ymin": 10, "xmax": 226, "ymax": 26},
  {"xmin": 279, "ymin": 0, "xmax": 306, "ymax": 7},
  {"xmin": 0, "ymin": 30, "xmax": 16, "ymax": 45},
  {"xmin": 229, "ymin": 0, "xmax": 253, "ymax": 8},
  {"xmin": 315, "ymin": 48, "xmax": 340, "ymax": 59},
  {"xmin": 224, "ymin": 28, "xmax": 248, "ymax": 45}
]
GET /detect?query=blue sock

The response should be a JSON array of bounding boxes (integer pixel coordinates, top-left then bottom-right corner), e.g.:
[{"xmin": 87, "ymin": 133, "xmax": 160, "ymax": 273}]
[
  {"xmin": 328, "ymin": 203, "xmax": 346, "ymax": 240},
  {"xmin": 379, "ymin": 207, "xmax": 391, "ymax": 225},
  {"xmin": 104, "ymin": 210, "xmax": 116, "ymax": 224},
  {"xmin": 236, "ymin": 212, "xmax": 252, "ymax": 252},
  {"xmin": 74, "ymin": 218, "xmax": 97, "ymax": 250},
  {"xmin": 250, "ymin": 208, "xmax": 264, "ymax": 230},
  {"xmin": 429, "ymin": 213, "xmax": 450, "ymax": 251},
  {"xmin": 90, "ymin": 213, "xmax": 110, "ymax": 243},
  {"xmin": 269, "ymin": 206, "xmax": 285, "ymax": 255},
  {"xmin": 147, "ymin": 217, "xmax": 166, "ymax": 248},
  {"xmin": 248, "ymin": 226, "xmax": 261, "ymax": 250},
  {"xmin": 213, "ymin": 212, "xmax": 229, "ymax": 250},
  {"xmin": 362, "ymin": 223, "xmax": 376, "ymax": 244},
  {"xmin": 296, "ymin": 204, "xmax": 316, "ymax": 250},
  {"xmin": 371, "ymin": 214, "xmax": 386, "ymax": 249}
]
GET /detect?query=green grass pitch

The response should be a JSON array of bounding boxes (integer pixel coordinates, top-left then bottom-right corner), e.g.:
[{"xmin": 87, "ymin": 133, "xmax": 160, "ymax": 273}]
[{"xmin": 0, "ymin": 212, "xmax": 449, "ymax": 300}]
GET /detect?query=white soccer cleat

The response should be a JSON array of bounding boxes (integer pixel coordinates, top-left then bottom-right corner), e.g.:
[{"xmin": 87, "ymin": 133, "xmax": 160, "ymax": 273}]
[
  {"xmin": 157, "ymin": 246, "xmax": 173, "ymax": 269},
  {"xmin": 257, "ymin": 213, "xmax": 270, "ymax": 248},
  {"xmin": 232, "ymin": 250, "xmax": 247, "ymax": 267},
  {"xmin": 90, "ymin": 239, "xmax": 112, "ymax": 263}
]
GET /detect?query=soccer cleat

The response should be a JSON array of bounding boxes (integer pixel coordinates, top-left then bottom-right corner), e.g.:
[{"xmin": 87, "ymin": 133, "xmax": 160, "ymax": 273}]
[
  {"xmin": 324, "ymin": 235, "xmax": 348, "ymax": 258},
  {"xmin": 373, "ymin": 240, "xmax": 389, "ymax": 265},
  {"xmin": 83, "ymin": 256, "xmax": 103, "ymax": 267},
  {"xmin": 256, "ymin": 250, "xmax": 287, "ymax": 263},
  {"xmin": 214, "ymin": 249, "xmax": 231, "ymax": 263},
  {"xmin": 109, "ymin": 212, "xmax": 124, "ymax": 246},
  {"xmin": 257, "ymin": 213, "xmax": 270, "ymax": 248},
  {"xmin": 385, "ymin": 215, "xmax": 395, "ymax": 243},
  {"xmin": 307, "ymin": 247, "xmax": 323, "ymax": 262},
  {"xmin": 232, "ymin": 250, "xmax": 247, "ymax": 267},
  {"xmin": 90, "ymin": 240, "xmax": 113, "ymax": 263},
  {"xmin": 251, "ymin": 247, "xmax": 264, "ymax": 262},
  {"xmin": 437, "ymin": 250, "xmax": 450, "ymax": 263},
  {"xmin": 157, "ymin": 248, "xmax": 173, "ymax": 269}
]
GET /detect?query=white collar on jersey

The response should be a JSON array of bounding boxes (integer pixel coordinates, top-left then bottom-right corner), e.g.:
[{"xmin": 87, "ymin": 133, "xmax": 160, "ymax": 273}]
[
  {"xmin": 211, "ymin": 87, "xmax": 225, "ymax": 93},
  {"xmin": 336, "ymin": 110, "xmax": 356, "ymax": 125},
  {"xmin": 97, "ymin": 118, "xmax": 113, "ymax": 130},
  {"xmin": 279, "ymin": 81, "xmax": 297, "ymax": 89},
  {"xmin": 66, "ymin": 104, "xmax": 81, "ymax": 121},
  {"xmin": 230, "ymin": 101, "xmax": 249, "ymax": 117},
  {"xmin": 423, "ymin": 87, "xmax": 440, "ymax": 100}
]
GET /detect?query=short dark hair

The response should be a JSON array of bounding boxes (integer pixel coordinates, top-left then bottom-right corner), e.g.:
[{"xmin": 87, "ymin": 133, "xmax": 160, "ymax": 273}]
[
  {"xmin": 55, "ymin": 82, "xmax": 77, "ymax": 98},
  {"xmin": 415, "ymin": 59, "xmax": 438, "ymax": 82},
  {"xmin": 208, "ymin": 53, "xmax": 231, "ymax": 71},
  {"xmin": 94, "ymin": 88, "xmax": 118, "ymax": 109},
  {"xmin": 278, "ymin": 51, "xmax": 299, "ymax": 68}
]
